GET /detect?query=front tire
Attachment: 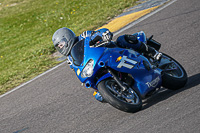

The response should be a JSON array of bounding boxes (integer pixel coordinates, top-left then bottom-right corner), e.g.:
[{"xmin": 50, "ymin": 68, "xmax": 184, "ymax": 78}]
[
  {"xmin": 160, "ymin": 54, "xmax": 188, "ymax": 90},
  {"xmin": 98, "ymin": 79, "xmax": 142, "ymax": 113}
]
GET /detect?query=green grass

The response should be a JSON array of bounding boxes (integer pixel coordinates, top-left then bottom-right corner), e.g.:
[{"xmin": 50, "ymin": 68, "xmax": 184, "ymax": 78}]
[{"xmin": 0, "ymin": 0, "xmax": 137, "ymax": 95}]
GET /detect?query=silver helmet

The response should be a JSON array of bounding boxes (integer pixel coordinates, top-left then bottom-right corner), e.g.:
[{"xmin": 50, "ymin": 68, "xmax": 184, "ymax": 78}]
[{"xmin": 52, "ymin": 27, "xmax": 76, "ymax": 56}]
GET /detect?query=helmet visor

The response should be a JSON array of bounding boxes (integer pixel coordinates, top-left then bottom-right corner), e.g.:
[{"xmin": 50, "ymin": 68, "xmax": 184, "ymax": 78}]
[{"xmin": 55, "ymin": 38, "xmax": 68, "ymax": 55}]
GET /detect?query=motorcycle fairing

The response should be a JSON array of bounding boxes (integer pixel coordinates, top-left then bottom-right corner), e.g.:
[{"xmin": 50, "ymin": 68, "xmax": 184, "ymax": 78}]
[
  {"xmin": 69, "ymin": 37, "xmax": 107, "ymax": 84},
  {"xmin": 69, "ymin": 37, "xmax": 162, "ymax": 98},
  {"xmin": 101, "ymin": 48, "xmax": 162, "ymax": 97}
]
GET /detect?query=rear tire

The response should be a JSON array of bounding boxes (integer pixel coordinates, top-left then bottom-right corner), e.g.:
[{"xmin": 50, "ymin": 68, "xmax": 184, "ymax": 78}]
[
  {"xmin": 161, "ymin": 54, "xmax": 188, "ymax": 90},
  {"xmin": 98, "ymin": 79, "xmax": 142, "ymax": 113}
]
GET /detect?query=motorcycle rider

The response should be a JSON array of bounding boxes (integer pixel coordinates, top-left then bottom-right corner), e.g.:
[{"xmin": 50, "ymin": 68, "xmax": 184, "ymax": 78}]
[
  {"xmin": 52, "ymin": 27, "xmax": 162, "ymax": 101},
  {"xmin": 52, "ymin": 27, "xmax": 162, "ymax": 60}
]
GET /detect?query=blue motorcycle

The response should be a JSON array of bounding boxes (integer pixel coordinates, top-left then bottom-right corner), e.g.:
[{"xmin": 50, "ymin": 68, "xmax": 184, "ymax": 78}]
[{"xmin": 67, "ymin": 31, "xmax": 188, "ymax": 113}]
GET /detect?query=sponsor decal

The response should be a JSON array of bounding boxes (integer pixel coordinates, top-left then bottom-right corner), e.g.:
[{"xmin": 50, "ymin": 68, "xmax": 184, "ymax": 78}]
[{"xmin": 146, "ymin": 76, "xmax": 160, "ymax": 88}]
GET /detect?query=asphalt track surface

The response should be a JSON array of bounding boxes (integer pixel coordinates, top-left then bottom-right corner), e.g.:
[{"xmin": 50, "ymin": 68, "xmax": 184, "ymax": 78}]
[{"xmin": 1, "ymin": 0, "xmax": 200, "ymax": 132}]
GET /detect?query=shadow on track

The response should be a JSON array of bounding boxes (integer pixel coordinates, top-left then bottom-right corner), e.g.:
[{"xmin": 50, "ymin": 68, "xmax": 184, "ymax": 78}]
[{"xmin": 142, "ymin": 73, "xmax": 200, "ymax": 110}]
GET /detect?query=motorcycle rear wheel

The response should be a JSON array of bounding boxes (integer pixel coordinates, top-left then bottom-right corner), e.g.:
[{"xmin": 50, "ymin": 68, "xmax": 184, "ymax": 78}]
[
  {"xmin": 98, "ymin": 79, "xmax": 142, "ymax": 113},
  {"xmin": 160, "ymin": 54, "xmax": 188, "ymax": 90}
]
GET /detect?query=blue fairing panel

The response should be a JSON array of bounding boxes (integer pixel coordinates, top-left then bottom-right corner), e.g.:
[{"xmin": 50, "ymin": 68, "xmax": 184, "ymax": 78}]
[
  {"xmin": 105, "ymin": 48, "xmax": 162, "ymax": 97},
  {"xmin": 96, "ymin": 73, "xmax": 112, "ymax": 87}
]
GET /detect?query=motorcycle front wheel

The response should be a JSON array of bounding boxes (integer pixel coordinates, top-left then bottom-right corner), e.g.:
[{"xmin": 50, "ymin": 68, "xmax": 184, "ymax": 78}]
[{"xmin": 98, "ymin": 79, "xmax": 142, "ymax": 113}]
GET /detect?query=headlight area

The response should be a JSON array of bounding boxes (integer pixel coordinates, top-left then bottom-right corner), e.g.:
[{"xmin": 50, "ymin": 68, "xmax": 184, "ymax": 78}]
[{"xmin": 81, "ymin": 59, "xmax": 94, "ymax": 78}]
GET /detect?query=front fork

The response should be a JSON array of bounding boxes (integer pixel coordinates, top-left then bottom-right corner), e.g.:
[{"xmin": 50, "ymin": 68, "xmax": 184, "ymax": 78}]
[
  {"xmin": 94, "ymin": 68, "xmax": 128, "ymax": 102},
  {"xmin": 107, "ymin": 68, "xmax": 128, "ymax": 92}
]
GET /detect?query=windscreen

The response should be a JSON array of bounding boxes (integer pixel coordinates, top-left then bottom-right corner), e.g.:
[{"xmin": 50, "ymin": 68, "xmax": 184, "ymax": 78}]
[{"xmin": 70, "ymin": 40, "xmax": 84, "ymax": 66}]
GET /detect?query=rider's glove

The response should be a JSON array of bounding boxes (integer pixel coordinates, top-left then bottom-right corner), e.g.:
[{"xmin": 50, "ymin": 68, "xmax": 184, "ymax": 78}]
[{"xmin": 102, "ymin": 30, "xmax": 113, "ymax": 42}]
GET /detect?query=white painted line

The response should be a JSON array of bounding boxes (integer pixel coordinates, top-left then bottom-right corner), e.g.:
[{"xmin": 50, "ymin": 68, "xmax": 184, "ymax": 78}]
[
  {"xmin": 114, "ymin": 0, "xmax": 177, "ymax": 36},
  {"xmin": 0, "ymin": 0, "xmax": 177, "ymax": 99}
]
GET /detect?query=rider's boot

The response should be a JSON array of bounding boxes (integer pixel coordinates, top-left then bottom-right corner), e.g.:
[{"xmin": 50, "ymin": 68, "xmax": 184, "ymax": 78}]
[
  {"xmin": 137, "ymin": 41, "xmax": 162, "ymax": 61},
  {"xmin": 146, "ymin": 46, "xmax": 162, "ymax": 61}
]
